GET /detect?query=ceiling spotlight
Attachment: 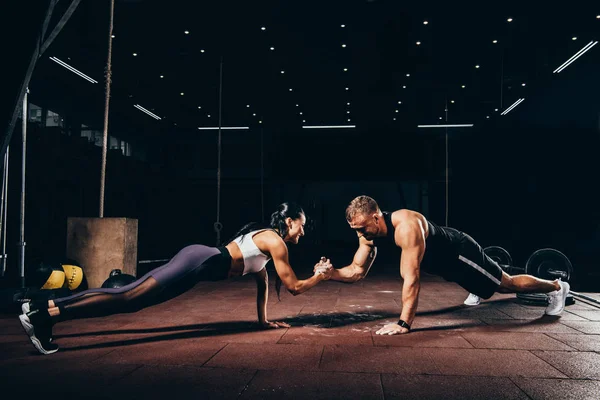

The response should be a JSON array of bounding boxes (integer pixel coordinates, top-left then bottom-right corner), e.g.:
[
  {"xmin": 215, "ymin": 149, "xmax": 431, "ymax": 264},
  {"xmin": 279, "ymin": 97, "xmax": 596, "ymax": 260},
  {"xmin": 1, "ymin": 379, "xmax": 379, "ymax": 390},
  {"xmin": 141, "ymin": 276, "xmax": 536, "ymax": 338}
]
[
  {"xmin": 416, "ymin": 41, "xmax": 421, "ymax": 45},
  {"xmin": 200, "ymin": 49, "xmax": 205, "ymax": 53},
  {"xmin": 253, "ymin": 113, "xmax": 256, "ymax": 116},
  {"xmin": 344, "ymin": 68, "xmax": 348, "ymax": 71},
  {"xmin": 303, "ymin": 120, "xmax": 306, "ymax": 123},
  {"xmin": 342, "ymin": 44, "xmax": 347, "ymax": 48},
  {"xmin": 572, "ymin": 37, "xmax": 578, "ymax": 41},
  {"xmin": 522, "ymin": 83, "xmax": 526, "ymax": 86},
  {"xmin": 398, "ymin": 101, "xmax": 402, "ymax": 104},
  {"xmin": 347, "ymin": 111, "xmax": 350, "ymax": 114},
  {"xmin": 281, "ymin": 70, "xmax": 285, "ymax": 74},
  {"xmin": 347, "ymin": 102, "xmax": 351, "ymax": 105},
  {"xmin": 348, "ymin": 119, "xmax": 351, "ymax": 122},
  {"xmin": 341, "ymin": 24, "xmax": 346, "ymax": 28},
  {"xmin": 289, "ymin": 88, "xmax": 293, "ymax": 91},
  {"xmin": 461, "ymin": 85, "xmax": 466, "ymax": 88},
  {"xmin": 493, "ymin": 40, "xmax": 498, "ymax": 43},
  {"xmin": 393, "ymin": 118, "xmax": 397, "ymax": 120},
  {"xmin": 160, "ymin": 75, "xmax": 164, "ymax": 78},
  {"xmin": 296, "ymin": 104, "xmax": 299, "ymax": 107},
  {"xmin": 439, "ymin": 117, "xmax": 443, "ymax": 120},
  {"xmin": 133, "ymin": 53, "xmax": 138, "ymax": 56},
  {"xmin": 198, "ymin": 106, "xmax": 201, "ymax": 109},
  {"xmin": 111, "ymin": 35, "xmax": 115, "ymax": 38},
  {"xmin": 423, "ymin": 21, "xmax": 428, "ymax": 25},
  {"xmin": 270, "ymin": 47, "xmax": 275, "ymax": 51},
  {"xmin": 246, "ymin": 105, "xmax": 250, "ymax": 107},
  {"xmin": 184, "ymin": 30, "xmax": 190, "ymax": 34},
  {"xmin": 403, "ymin": 85, "xmax": 407, "ymax": 89},
  {"xmin": 300, "ymin": 112, "xmax": 303, "ymax": 115},
  {"xmin": 406, "ymin": 73, "xmax": 410, "ymax": 77},
  {"xmin": 259, "ymin": 120, "xmax": 262, "ymax": 123},
  {"xmin": 395, "ymin": 110, "xmax": 399, "ymax": 113},
  {"xmin": 345, "ymin": 88, "xmax": 349, "ymax": 91},
  {"xmin": 475, "ymin": 65, "xmax": 480, "ymax": 68},
  {"xmin": 507, "ymin": 17, "xmax": 513, "ymax": 22},
  {"xmin": 495, "ymin": 108, "xmax": 499, "ymax": 111},
  {"xmin": 597, "ymin": 15, "xmax": 600, "ymax": 19},
  {"xmin": 486, "ymin": 116, "xmax": 490, "ymax": 119},
  {"xmin": 207, "ymin": 114, "xmax": 211, "ymax": 117},
  {"xmin": 180, "ymin": 92, "xmax": 184, "ymax": 96},
  {"xmin": 261, "ymin": 27, "xmax": 266, "ymax": 30},
  {"xmin": 451, "ymin": 100, "xmax": 455, "ymax": 103}
]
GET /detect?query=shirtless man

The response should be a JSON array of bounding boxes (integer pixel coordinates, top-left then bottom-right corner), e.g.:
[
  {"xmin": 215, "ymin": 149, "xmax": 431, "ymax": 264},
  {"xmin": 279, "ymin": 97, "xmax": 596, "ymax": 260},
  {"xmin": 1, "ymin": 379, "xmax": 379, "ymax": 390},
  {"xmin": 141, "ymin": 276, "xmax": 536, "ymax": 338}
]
[{"xmin": 319, "ymin": 195, "xmax": 570, "ymax": 335}]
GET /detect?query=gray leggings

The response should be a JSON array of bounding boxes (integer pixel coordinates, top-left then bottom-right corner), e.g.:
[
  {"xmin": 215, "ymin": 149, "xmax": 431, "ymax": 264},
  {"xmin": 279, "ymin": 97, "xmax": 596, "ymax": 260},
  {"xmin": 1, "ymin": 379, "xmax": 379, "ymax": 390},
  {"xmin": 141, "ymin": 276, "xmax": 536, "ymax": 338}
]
[{"xmin": 53, "ymin": 245, "xmax": 230, "ymax": 320}]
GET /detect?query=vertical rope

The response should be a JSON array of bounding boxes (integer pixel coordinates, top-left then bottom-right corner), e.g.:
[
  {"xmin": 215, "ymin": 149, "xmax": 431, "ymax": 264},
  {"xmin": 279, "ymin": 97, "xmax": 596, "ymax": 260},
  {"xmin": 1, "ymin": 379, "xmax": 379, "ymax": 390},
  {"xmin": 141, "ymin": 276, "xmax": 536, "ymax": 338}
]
[
  {"xmin": 99, "ymin": 0, "xmax": 115, "ymax": 218},
  {"xmin": 214, "ymin": 57, "xmax": 223, "ymax": 245},
  {"xmin": 260, "ymin": 125, "xmax": 264, "ymax": 221}
]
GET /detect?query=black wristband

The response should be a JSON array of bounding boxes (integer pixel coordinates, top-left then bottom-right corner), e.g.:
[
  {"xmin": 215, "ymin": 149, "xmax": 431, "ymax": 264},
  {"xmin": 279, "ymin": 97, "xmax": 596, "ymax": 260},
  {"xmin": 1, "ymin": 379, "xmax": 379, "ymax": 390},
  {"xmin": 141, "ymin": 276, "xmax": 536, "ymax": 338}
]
[{"xmin": 397, "ymin": 319, "xmax": 411, "ymax": 330}]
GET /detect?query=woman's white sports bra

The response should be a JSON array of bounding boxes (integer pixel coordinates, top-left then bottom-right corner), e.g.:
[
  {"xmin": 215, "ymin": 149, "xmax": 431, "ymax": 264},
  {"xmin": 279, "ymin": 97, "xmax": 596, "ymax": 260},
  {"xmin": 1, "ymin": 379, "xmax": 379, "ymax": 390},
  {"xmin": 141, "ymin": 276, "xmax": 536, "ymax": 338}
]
[{"xmin": 232, "ymin": 229, "xmax": 272, "ymax": 275}]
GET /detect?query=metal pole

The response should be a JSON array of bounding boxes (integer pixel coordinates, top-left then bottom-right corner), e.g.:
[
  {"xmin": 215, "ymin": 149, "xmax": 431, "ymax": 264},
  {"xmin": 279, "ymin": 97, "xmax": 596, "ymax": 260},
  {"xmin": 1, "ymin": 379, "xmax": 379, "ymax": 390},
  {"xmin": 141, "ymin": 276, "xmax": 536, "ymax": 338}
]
[
  {"xmin": 0, "ymin": 146, "xmax": 8, "ymax": 277},
  {"xmin": 445, "ymin": 100, "xmax": 449, "ymax": 226},
  {"xmin": 99, "ymin": 0, "xmax": 115, "ymax": 218},
  {"xmin": 260, "ymin": 126, "xmax": 264, "ymax": 221},
  {"xmin": 214, "ymin": 57, "xmax": 223, "ymax": 246},
  {"xmin": 18, "ymin": 89, "xmax": 28, "ymax": 288}
]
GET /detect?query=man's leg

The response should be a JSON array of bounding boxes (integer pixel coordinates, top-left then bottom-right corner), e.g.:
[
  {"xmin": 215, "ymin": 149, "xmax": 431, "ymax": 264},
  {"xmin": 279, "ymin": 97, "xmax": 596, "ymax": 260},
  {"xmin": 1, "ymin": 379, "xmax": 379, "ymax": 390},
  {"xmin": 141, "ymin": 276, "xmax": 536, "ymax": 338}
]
[{"xmin": 497, "ymin": 271, "xmax": 570, "ymax": 315}]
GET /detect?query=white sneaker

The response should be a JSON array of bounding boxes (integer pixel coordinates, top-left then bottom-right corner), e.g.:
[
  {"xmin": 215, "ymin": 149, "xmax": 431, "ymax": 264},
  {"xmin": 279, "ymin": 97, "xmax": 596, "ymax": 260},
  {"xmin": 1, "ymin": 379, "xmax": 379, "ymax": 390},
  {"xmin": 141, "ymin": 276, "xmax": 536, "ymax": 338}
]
[
  {"xmin": 463, "ymin": 293, "xmax": 481, "ymax": 306},
  {"xmin": 545, "ymin": 280, "xmax": 570, "ymax": 316}
]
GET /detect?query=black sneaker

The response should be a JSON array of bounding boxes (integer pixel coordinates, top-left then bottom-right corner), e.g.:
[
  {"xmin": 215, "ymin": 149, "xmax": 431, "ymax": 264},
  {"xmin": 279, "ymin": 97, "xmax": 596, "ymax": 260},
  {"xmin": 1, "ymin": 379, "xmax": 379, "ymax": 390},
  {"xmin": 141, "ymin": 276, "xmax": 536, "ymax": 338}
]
[
  {"xmin": 18, "ymin": 310, "xmax": 59, "ymax": 355},
  {"xmin": 21, "ymin": 301, "xmax": 53, "ymax": 343}
]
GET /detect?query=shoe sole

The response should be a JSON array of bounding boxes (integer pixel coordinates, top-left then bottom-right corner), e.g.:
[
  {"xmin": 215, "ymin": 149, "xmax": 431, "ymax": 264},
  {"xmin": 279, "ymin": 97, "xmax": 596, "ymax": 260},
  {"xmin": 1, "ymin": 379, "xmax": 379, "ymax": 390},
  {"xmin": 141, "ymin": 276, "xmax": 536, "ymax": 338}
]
[
  {"xmin": 18, "ymin": 314, "xmax": 58, "ymax": 355},
  {"xmin": 21, "ymin": 302, "xmax": 53, "ymax": 343}
]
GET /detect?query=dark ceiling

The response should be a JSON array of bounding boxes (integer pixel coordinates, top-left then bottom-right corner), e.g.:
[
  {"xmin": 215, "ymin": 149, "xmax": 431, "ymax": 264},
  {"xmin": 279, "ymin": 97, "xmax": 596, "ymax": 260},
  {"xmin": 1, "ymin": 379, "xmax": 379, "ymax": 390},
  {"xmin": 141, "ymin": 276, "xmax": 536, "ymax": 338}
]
[{"xmin": 8, "ymin": 1, "xmax": 600, "ymax": 138}]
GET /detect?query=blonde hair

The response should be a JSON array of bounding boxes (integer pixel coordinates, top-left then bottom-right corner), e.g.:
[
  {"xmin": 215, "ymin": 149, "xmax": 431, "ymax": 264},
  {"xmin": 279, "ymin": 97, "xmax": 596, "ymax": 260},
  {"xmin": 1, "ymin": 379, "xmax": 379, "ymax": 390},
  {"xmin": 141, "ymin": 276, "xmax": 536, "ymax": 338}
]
[{"xmin": 346, "ymin": 195, "xmax": 380, "ymax": 221}]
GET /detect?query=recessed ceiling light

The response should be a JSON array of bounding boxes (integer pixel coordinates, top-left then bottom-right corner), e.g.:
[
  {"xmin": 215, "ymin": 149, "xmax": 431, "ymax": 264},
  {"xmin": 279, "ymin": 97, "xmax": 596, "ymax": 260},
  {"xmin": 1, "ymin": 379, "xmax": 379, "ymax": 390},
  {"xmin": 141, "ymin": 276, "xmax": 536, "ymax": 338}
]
[
  {"xmin": 281, "ymin": 70, "xmax": 285, "ymax": 74},
  {"xmin": 207, "ymin": 114, "xmax": 211, "ymax": 117},
  {"xmin": 347, "ymin": 102, "xmax": 351, "ymax": 105},
  {"xmin": 572, "ymin": 37, "xmax": 577, "ymax": 41},
  {"xmin": 416, "ymin": 41, "xmax": 421, "ymax": 45},
  {"xmin": 302, "ymin": 120, "xmax": 306, "ymax": 123},
  {"xmin": 495, "ymin": 108, "xmax": 499, "ymax": 111},
  {"xmin": 261, "ymin": 27, "xmax": 266, "ymax": 30},
  {"xmin": 345, "ymin": 87, "xmax": 349, "ymax": 90},
  {"xmin": 247, "ymin": 105, "xmax": 250, "ymax": 108},
  {"xmin": 439, "ymin": 117, "xmax": 443, "ymax": 120},
  {"xmin": 462, "ymin": 85, "xmax": 466, "ymax": 88},
  {"xmin": 507, "ymin": 17, "xmax": 513, "ymax": 22},
  {"xmin": 299, "ymin": 112, "xmax": 303, "ymax": 115},
  {"xmin": 133, "ymin": 53, "xmax": 137, "ymax": 56},
  {"xmin": 475, "ymin": 65, "xmax": 480, "ymax": 68},
  {"xmin": 341, "ymin": 24, "xmax": 346, "ymax": 28},
  {"xmin": 493, "ymin": 40, "xmax": 498, "ymax": 43},
  {"xmin": 393, "ymin": 118, "xmax": 397, "ymax": 120},
  {"xmin": 111, "ymin": 35, "xmax": 115, "ymax": 38},
  {"xmin": 198, "ymin": 106, "xmax": 201, "ymax": 109},
  {"xmin": 486, "ymin": 116, "xmax": 490, "ymax": 119},
  {"xmin": 201, "ymin": 49, "xmax": 205, "ymax": 53},
  {"xmin": 597, "ymin": 15, "xmax": 600, "ymax": 19},
  {"xmin": 344, "ymin": 68, "xmax": 348, "ymax": 71},
  {"xmin": 423, "ymin": 21, "xmax": 428, "ymax": 25},
  {"xmin": 398, "ymin": 101, "xmax": 402, "ymax": 104},
  {"xmin": 270, "ymin": 47, "xmax": 275, "ymax": 51},
  {"xmin": 403, "ymin": 85, "xmax": 407, "ymax": 89},
  {"xmin": 348, "ymin": 119, "xmax": 351, "ymax": 122},
  {"xmin": 406, "ymin": 73, "xmax": 410, "ymax": 77},
  {"xmin": 160, "ymin": 75, "xmax": 164, "ymax": 78},
  {"xmin": 253, "ymin": 113, "xmax": 256, "ymax": 116},
  {"xmin": 180, "ymin": 92, "xmax": 184, "ymax": 95},
  {"xmin": 342, "ymin": 44, "xmax": 347, "ymax": 48},
  {"xmin": 522, "ymin": 83, "xmax": 526, "ymax": 86},
  {"xmin": 395, "ymin": 110, "xmax": 399, "ymax": 113},
  {"xmin": 289, "ymin": 88, "xmax": 293, "ymax": 91},
  {"xmin": 184, "ymin": 30, "xmax": 190, "ymax": 34},
  {"xmin": 451, "ymin": 100, "xmax": 455, "ymax": 103},
  {"xmin": 259, "ymin": 120, "xmax": 262, "ymax": 123},
  {"xmin": 347, "ymin": 111, "xmax": 350, "ymax": 114},
  {"xmin": 296, "ymin": 104, "xmax": 299, "ymax": 107}
]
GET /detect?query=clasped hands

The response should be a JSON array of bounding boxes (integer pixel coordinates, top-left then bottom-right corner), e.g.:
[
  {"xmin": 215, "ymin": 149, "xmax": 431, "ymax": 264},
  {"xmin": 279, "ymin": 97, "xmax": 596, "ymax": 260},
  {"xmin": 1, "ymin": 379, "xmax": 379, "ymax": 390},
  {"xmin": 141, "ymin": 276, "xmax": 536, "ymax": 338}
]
[{"xmin": 313, "ymin": 256, "xmax": 334, "ymax": 280}]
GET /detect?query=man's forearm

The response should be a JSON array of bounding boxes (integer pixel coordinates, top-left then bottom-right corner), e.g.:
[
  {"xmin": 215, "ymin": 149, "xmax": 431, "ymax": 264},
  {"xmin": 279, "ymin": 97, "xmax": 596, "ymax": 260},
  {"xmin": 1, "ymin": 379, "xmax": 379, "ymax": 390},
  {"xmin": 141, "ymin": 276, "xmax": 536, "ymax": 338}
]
[
  {"xmin": 399, "ymin": 279, "xmax": 420, "ymax": 325},
  {"xmin": 330, "ymin": 265, "xmax": 361, "ymax": 283}
]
